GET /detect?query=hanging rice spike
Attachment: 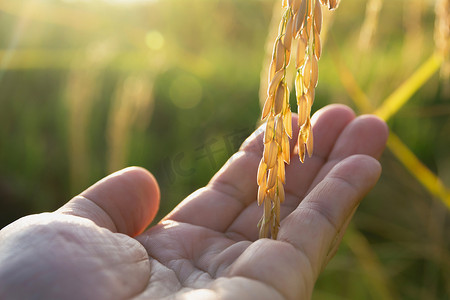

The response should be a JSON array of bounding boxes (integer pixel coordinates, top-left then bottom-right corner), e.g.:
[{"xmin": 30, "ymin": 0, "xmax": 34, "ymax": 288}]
[{"xmin": 258, "ymin": 0, "xmax": 340, "ymax": 239}]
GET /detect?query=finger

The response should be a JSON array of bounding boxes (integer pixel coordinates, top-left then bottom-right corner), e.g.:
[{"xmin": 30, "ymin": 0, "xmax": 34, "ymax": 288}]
[
  {"xmin": 165, "ymin": 105, "xmax": 355, "ymax": 236},
  {"xmin": 278, "ymin": 155, "xmax": 382, "ymax": 278},
  {"xmin": 56, "ymin": 167, "xmax": 160, "ymax": 236},
  {"xmin": 307, "ymin": 115, "xmax": 388, "ymax": 192},
  {"xmin": 283, "ymin": 104, "xmax": 356, "ymax": 202}
]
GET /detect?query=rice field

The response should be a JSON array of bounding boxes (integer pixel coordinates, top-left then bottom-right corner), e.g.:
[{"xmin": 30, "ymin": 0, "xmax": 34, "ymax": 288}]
[{"xmin": 0, "ymin": 0, "xmax": 448, "ymax": 298}]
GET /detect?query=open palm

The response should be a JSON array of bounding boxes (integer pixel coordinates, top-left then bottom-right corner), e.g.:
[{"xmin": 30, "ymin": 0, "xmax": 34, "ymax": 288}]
[{"xmin": 0, "ymin": 105, "xmax": 388, "ymax": 300}]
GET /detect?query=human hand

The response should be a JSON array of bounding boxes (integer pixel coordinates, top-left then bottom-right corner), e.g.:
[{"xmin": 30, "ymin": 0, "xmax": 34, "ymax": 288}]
[{"xmin": 0, "ymin": 104, "xmax": 388, "ymax": 300}]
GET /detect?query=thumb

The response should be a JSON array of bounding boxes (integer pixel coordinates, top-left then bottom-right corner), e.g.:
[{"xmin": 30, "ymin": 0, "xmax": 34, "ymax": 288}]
[{"xmin": 56, "ymin": 167, "xmax": 160, "ymax": 236}]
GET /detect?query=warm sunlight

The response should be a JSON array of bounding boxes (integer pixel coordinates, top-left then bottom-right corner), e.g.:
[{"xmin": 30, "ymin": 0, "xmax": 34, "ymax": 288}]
[{"xmin": 0, "ymin": 0, "xmax": 448, "ymax": 299}]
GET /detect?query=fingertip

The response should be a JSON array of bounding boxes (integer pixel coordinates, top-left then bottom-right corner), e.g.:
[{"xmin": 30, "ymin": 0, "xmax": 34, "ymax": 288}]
[
  {"xmin": 331, "ymin": 114, "xmax": 389, "ymax": 161},
  {"xmin": 118, "ymin": 166, "xmax": 161, "ymax": 227},
  {"xmin": 359, "ymin": 114, "xmax": 389, "ymax": 147},
  {"xmin": 122, "ymin": 166, "xmax": 160, "ymax": 204},
  {"xmin": 311, "ymin": 104, "xmax": 356, "ymax": 125},
  {"xmin": 305, "ymin": 104, "xmax": 356, "ymax": 159}
]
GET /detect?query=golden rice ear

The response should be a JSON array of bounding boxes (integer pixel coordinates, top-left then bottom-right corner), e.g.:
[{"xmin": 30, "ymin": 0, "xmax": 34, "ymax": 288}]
[
  {"xmin": 257, "ymin": 218, "xmax": 264, "ymax": 237},
  {"xmin": 311, "ymin": 54, "xmax": 319, "ymax": 88},
  {"xmin": 260, "ymin": 0, "xmax": 340, "ymax": 240},
  {"xmin": 307, "ymin": 0, "xmax": 313, "ymax": 16},
  {"xmin": 283, "ymin": 83, "xmax": 289, "ymax": 112},
  {"xmin": 272, "ymin": 200, "xmax": 280, "ymax": 238},
  {"xmin": 300, "ymin": 26, "xmax": 308, "ymax": 41},
  {"xmin": 297, "ymin": 94, "xmax": 308, "ymax": 126},
  {"xmin": 328, "ymin": 0, "xmax": 339, "ymax": 10},
  {"xmin": 282, "ymin": 132, "xmax": 291, "ymax": 164},
  {"xmin": 314, "ymin": 0, "xmax": 323, "ymax": 34},
  {"xmin": 257, "ymin": 159, "xmax": 268, "ymax": 185},
  {"xmin": 302, "ymin": 56, "xmax": 312, "ymax": 89},
  {"xmin": 277, "ymin": 155, "xmax": 285, "ymax": 183},
  {"xmin": 267, "ymin": 185, "xmax": 276, "ymax": 200},
  {"xmin": 307, "ymin": 126, "xmax": 314, "ymax": 157},
  {"xmin": 271, "ymin": 216, "xmax": 279, "ymax": 239},
  {"xmin": 291, "ymin": 0, "xmax": 301, "ymax": 14},
  {"xmin": 284, "ymin": 15, "xmax": 294, "ymax": 55},
  {"xmin": 277, "ymin": 178, "xmax": 285, "ymax": 203},
  {"xmin": 275, "ymin": 116, "xmax": 284, "ymax": 145},
  {"xmin": 298, "ymin": 141, "xmax": 306, "ymax": 163},
  {"xmin": 267, "ymin": 163, "xmax": 278, "ymax": 189},
  {"xmin": 260, "ymin": 197, "xmax": 272, "ymax": 237},
  {"xmin": 264, "ymin": 140, "xmax": 278, "ymax": 168},
  {"xmin": 295, "ymin": 0, "xmax": 307, "ymax": 36},
  {"xmin": 283, "ymin": 109, "xmax": 293, "ymax": 138},
  {"xmin": 268, "ymin": 69, "xmax": 284, "ymax": 97},
  {"xmin": 305, "ymin": 15, "xmax": 313, "ymax": 39},
  {"xmin": 261, "ymin": 95, "xmax": 273, "ymax": 120},
  {"xmin": 275, "ymin": 39, "xmax": 286, "ymax": 72},
  {"xmin": 273, "ymin": 195, "xmax": 280, "ymax": 221},
  {"xmin": 296, "ymin": 36, "xmax": 307, "ymax": 68},
  {"xmin": 265, "ymin": 115, "xmax": 275, "ymax": 143},
  {"xmin": 257, "ymin": 184, "xmax": 267, "ymax": 206},
  {"xmin": 314, "ymin": 28, "xmax": 322, "ymax": 59},
  {"xmin": 274, "ymin": 82, "xmax": 286, "ymax": 115},
  {"xmin": 268, "ymin": 57, "xmax": 277, "ymax": 82},
  {"xmin": 306, "ymin": 87, "xmax": 315, "ymax": 106},
  {"xmin": 298, "ymin": 129, "xmax": 307, "ymax": 162},
  {"xmin": 295, "ymin": 71, "xmax": 305, "ymax": 96}
]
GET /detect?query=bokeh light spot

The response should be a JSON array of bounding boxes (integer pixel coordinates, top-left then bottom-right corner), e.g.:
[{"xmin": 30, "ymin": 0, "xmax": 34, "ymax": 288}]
[{"xmin": 145, "ymin": 30, "xmax": 164, "ymax": 50}]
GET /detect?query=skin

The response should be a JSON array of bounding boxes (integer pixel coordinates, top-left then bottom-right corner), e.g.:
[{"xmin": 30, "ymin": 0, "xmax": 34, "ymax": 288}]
[{"xmin": 0, "ymin": 104, "xmax": 388, "ymax": 300}]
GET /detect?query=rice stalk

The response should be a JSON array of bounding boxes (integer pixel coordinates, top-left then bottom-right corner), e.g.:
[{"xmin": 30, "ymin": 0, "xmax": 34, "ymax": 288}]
[
  {"xmin": 434, "ymin": 0, "xmax": 450, "ymax": 90},
  {"xmin": 402, "ymin": 0, "xmax": 424, "ymax": 67},
  {"xmin": 374, "ymin": 53, "xmax": 443, "ymax": 122},
  {"xmin": 107, "ymin": 75, "xmax": 154, "ymax": 173},
  {"xmin": 358, "ymin": 0, "xmax": 383, "ymax": 51},
  {"xmin": 329, "ymin": 39, "xmax": 374, "ymax": 113},
  {"xmin": 66, "ymin": 68, "xmax": 98, "ymax": 194},
  {"xmin": 258, "ymin": 0, "xmax": 340, "ymax": 239},
  {"xmin": 344, "ymin": 225, "xmax": 397, "ymax": 300},
  {"xmin": 66, "ymin": 41, "xmax": 115, "ymax": 193},
  {"xmin": 387, "ymin": 133, "xmax": 450, "ymax": 209},
  {"xmin": 330, "ymin": 42, "xmax": 450, "ymax": 210}
]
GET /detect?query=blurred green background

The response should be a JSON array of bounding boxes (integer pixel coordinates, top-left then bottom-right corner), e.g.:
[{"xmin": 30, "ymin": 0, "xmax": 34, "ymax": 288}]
[{"xmin": 0, "ymin": 0, "xmax": 448, "ymax": 299}]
